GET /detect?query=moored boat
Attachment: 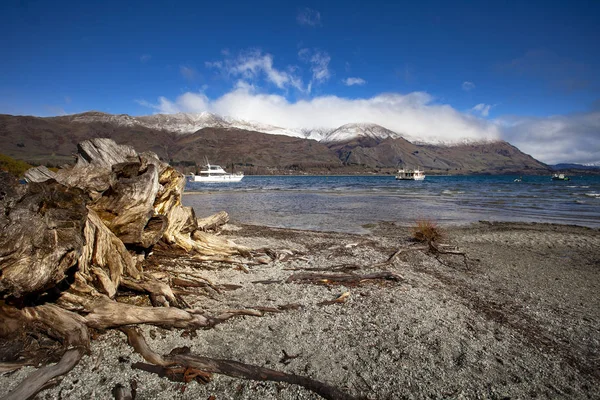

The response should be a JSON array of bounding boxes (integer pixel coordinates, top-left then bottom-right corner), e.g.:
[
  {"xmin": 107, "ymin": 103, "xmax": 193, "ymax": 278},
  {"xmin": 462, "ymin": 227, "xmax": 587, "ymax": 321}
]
[
  {"xmin": 551, "ymin": 173, "xmax": 570, "ymax": 181},
  {"xmin": 189, "ymin": 162, "xmax": 244, "ymax": 183},
  {"xmin": 396, "ymin": 167, "xmax": 425, "ymax": 180}
]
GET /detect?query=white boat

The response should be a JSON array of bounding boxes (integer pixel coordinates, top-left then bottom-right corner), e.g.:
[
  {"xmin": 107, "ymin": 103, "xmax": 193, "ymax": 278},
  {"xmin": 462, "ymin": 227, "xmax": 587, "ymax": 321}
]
[
  {"xmin": 395, "ymin": 167, "xmax": 425, "ymax": 180},
  {"xmin": 189, "ymin": 162, "xmax": 244, "ymax": 183}
]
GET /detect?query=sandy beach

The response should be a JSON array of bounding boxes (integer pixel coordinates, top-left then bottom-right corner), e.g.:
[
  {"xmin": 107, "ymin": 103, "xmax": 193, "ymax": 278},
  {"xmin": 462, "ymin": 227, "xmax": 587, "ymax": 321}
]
[{"xmin": 1, "ymin": 221, "xmax": 599, "ymax": 399}]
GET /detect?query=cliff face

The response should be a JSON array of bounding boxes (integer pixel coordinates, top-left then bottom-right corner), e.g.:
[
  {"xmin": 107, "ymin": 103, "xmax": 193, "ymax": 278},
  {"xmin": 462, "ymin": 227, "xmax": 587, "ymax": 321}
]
[{"xmin": 0, "ymin": 113, "xmax": 550, "ymax": 174}]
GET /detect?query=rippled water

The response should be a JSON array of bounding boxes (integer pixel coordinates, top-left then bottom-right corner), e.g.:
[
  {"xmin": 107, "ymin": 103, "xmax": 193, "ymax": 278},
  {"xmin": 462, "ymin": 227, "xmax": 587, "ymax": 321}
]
[{"xmin": 183, "ymin": 175, "xmax": 600, "ymax": 233}]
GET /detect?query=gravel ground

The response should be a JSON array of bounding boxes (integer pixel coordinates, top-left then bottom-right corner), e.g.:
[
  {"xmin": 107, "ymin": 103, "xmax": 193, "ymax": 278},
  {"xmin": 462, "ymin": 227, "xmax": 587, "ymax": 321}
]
[{"xmin": 1, "ymin": 221, "xmax": 599, "ymax": 399}]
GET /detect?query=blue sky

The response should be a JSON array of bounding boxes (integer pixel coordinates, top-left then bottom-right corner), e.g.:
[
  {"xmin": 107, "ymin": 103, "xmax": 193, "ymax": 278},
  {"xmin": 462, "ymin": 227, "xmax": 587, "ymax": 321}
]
[{"xmin": 1, "ymin": 0, "xmax": 599, "ymax": 163}]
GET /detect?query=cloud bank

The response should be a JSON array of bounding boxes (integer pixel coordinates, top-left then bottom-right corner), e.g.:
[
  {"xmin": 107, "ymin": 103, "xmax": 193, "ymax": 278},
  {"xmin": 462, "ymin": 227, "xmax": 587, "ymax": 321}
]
[
  {"xmin": 142, "ymin": 87, "xmax": 501, "ymax": 144},
  {"xmin": 136, "ymin": 47, "xmax": 599, "ymax": 165},
  {"xmin": 497, "ymin": 111, "xmax": 600, "ymax": 164},
  {"xmin": 139, "ymin": 87, "xmax": 600, "ymax": 164}
]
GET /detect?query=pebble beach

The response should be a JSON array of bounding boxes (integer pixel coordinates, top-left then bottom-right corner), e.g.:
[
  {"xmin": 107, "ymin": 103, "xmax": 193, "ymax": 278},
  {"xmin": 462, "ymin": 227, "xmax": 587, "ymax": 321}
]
[{"xmin": 2, "ymin": 220, "xmax": 598, "ymax": 399}]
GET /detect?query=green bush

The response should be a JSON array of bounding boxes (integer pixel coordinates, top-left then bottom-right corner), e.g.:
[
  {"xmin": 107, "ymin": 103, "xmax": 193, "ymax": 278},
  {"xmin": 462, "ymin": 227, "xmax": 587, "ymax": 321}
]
[{"xmin": 0, "ymin": 153, "xmax": 33, "ymax": 178}]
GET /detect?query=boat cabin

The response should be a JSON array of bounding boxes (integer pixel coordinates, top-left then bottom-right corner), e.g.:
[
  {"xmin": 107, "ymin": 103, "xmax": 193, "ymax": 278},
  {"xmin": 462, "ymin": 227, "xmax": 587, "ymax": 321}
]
[{"xmin": 396, "ymin": 168, "xmax": 426, "ymax": 180}]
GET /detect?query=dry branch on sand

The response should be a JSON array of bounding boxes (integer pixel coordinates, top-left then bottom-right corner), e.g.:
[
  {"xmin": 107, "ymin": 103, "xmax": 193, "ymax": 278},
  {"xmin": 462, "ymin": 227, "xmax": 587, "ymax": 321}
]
[{"xmin": 0, "ymin": 139, "xmax": 372, "ymax": 400}]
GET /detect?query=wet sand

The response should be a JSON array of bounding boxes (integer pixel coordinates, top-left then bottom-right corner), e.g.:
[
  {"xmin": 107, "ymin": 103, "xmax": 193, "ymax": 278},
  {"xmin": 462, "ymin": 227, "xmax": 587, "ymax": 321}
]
[{"xmin": 1, "ymin": 221, "xmax": 599, "ymax": 399}]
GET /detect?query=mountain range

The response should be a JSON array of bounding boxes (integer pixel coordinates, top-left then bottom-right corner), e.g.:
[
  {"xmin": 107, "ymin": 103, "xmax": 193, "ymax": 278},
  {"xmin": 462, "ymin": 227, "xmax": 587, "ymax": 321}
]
[
  {"xmin": 550, "ymin": 163, "xmax": 600, "ymax": 171},
  {"xmin": 0, "ymin": 111, "xmax": 551, "ymax": 175}
]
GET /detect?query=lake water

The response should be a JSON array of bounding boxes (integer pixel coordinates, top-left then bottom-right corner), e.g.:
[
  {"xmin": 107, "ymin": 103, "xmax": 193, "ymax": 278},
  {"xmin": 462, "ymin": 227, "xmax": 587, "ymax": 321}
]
[{"xmin": 183, "ymin": 175, "xmax": 600, "ymax": 233}]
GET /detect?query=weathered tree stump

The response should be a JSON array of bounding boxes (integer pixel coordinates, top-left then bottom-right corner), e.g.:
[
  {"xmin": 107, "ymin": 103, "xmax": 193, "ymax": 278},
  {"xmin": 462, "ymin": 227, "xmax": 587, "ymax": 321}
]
[
  {"xmin": 0, "ymin": 179, "xmax": 88, "ymax": 297},
  {"xmin": 0, "ymin": 138, "xmax": 355, "ymax": 400}
]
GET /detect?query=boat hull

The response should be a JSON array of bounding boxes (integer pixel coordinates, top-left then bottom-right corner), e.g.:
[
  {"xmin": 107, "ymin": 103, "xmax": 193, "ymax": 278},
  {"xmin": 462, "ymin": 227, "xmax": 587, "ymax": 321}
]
[
  {"xmin": 189, "ymin": 175, "xmax": 244, "ymax": 183},
  {"xmin": 551, "ymin": 174, "xmax": 570, "ymax": 181},
  {"xmin": 396, "ymin": 175, "xmax": 425, "ymax": 180}
]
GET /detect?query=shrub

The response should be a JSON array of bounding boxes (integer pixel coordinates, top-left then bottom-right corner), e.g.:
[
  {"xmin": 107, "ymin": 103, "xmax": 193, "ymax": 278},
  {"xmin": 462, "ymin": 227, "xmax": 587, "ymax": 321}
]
[
  {"xmin": 0, "ymin": 153, "xmax": 33, "ymax": 178},
  {"xmin": 411, "ymin": 219, "xmax": 443, "ymax": 243}
]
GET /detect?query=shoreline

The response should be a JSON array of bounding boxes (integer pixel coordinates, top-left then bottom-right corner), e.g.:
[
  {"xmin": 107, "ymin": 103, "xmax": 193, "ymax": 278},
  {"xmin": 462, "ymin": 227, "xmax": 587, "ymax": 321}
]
[{"xmin": 1, "ymin": 220, "xmax": 598, "ymax": 399}]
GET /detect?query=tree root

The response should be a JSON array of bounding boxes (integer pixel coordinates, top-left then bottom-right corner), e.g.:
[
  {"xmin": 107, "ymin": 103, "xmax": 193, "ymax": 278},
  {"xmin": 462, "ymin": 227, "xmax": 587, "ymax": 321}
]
[
  {"xmin": 131, "ymin": 362, "xmax": 213, "ymax": 384},
  {"xmin": 428, "ymin": 241, "xmax": 470, "ymax": 269},
  {"xmin": 368, "ymin": 242, "xmax": 469, "ymax": 270},
  {"xmin": 284, "ymin": 264, "xmax": 362, "ymax": 273},
  {"xmin": 368, "ymin": 245, "xmax": 428, "ymax": 268},
  {"xmin": 0, "ymin": 304, "xmax": 89, "ymax": 400},
  {"xmin": 279, "ymin": 349, "xmax": 301, "ymax": 365},
  {"xmin": 286, "ymin": 271, "xmax": 403, "ymax": 286},
  {"xmin": 2, "ymin": 140, "xmax": 363, "ymax": 400},
  {"xmin": 3, "ymin": 349, "xmax": 84, "ymax": 400},
  {"xmin": 196, "ymin": 210, "xmax": 229, "ymax": 233},
  {"xmin": 82, "ymin": 299, "xmax": 272, "ymax": 330},
  {"xmin": 122, "ymin": 327, "xmax": 357, "ymax": 400}
]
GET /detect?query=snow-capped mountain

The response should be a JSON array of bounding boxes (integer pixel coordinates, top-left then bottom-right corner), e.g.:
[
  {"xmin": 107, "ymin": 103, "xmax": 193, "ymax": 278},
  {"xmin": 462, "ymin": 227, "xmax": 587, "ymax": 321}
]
[
  {"xmin": 410, "ymin": 136, "xmax": 499, "ymax": 147},
  {"xmin": 65, "ymin": 112, "xmax": 496, "ymax": 146},
  {"xmin": 299, "ymin": 127, "xmax": 334, "ymax": 141},
  {"xmin": 68, "ymin": 111, "xmax": 303, "ymax": 138},
  {"xmin": 320, "ymin": 123, "xmax": 403, "ymax": 142},
  {"xmin": 225, "ymin": 118, "xmax": 303, "ymax": 139},
  {"xmin": 2, "ymin": 112, "xmax": 551, "ymax": 174}
]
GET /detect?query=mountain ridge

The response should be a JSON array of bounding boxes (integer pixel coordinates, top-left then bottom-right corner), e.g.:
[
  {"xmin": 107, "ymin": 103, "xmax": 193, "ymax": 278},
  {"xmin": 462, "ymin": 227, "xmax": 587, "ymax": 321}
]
[
  {"xmin": 0, "ymin": 112, "xmax": 550, "ymax": 175},
  {"xmin": 43, "ymin": 111, "xmax": 502, "ymax": 146}
]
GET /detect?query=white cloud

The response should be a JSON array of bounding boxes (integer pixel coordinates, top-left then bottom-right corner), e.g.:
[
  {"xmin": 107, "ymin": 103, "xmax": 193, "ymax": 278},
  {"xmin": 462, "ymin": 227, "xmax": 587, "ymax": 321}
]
[
  {"xmin": 177, "ymin": 92, "xmax": 210, "ymax": 111},
  {"xmin": 207, "ymin": 49, "xmax": 305, "ymax": 92},
  {"xmin": 497, "ymin": 111, "xmax": 600, "ymax": 164},
  {"xmin": 311, "ymin": 52, "xmax": 330, "ymax": 82},
  {"xmin": 308, "ymin": 50, "xmax": 331, "ymax": 84},
  {"xmin": 297, "ymin": 8, "xmax": 321, "ymax": 26},
  {"xmin": 462, "ymin": 81, "xmax": 475, "ymax": 91},
  {"xmin": 343, "ymin": 77, "xmax": 366, "ymax": 86},
  {"xmin": 138, "ymin": 88, "xmax": 600, "ymax": 163},
  {"xmin": 471, "ymin": 103, "xmax": 492, "ymax": 117},
  {"xmin": 140, "ymin": 88, "xmax": 501, "ymax": 144},
  {"xmin": 140, "ymin": 54, "xmax": 151, "ymax": 63},
  {"xmin": 298, "ymin": 48, "xmax": 331, "ymax": 90},
  {"xmin": 136, "ymin": 97, "xmax": 181, "ymax": 114}
]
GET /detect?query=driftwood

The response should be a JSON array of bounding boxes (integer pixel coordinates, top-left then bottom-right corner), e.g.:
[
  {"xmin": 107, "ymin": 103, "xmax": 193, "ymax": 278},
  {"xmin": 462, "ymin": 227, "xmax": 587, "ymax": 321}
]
[
  {"xmin": 0, "ymin": 303, "xmax": 89, "ymax": 400},
  {"xmin": 0, "ymin": 139, "xmax": 355, "ymax": 400},
  {"xmin": 197, "ymin": 210, "xmax": 229, "ymax": 232},
  {"xmin": 318, "ymin": 291, "xmax": 351, "ymax": 306},
  {"xmin": 428, "ymin": 241, "xmax": 470, "ymax": 268},
  {"xmin": 0, "ymin": 179, "xmax": 88, "ymax": 297},
  {"xmin": 286, "ymin": 271, "xmax": 404, "ymax": 285},
  {"xmin": 123, "ymin": 328, "xmax": 356, "ymax": 400}
]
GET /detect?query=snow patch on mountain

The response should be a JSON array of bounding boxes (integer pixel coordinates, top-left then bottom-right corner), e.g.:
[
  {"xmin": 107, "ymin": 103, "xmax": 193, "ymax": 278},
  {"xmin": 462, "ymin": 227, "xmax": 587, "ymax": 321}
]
[
  {"xmin": 67, "ymin": 111, "xmax": 500, "ymax": 146},
  {"xmin": 410, "ymin": 136, "xmax": 501, "ymax": 146},
  {"xmin": 70, "ymin": 111, "xmax": 304, "ymax": 138},
  {"xmin": 320, "ymin": 123, "xmax": 403, "ymax": 142}
]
